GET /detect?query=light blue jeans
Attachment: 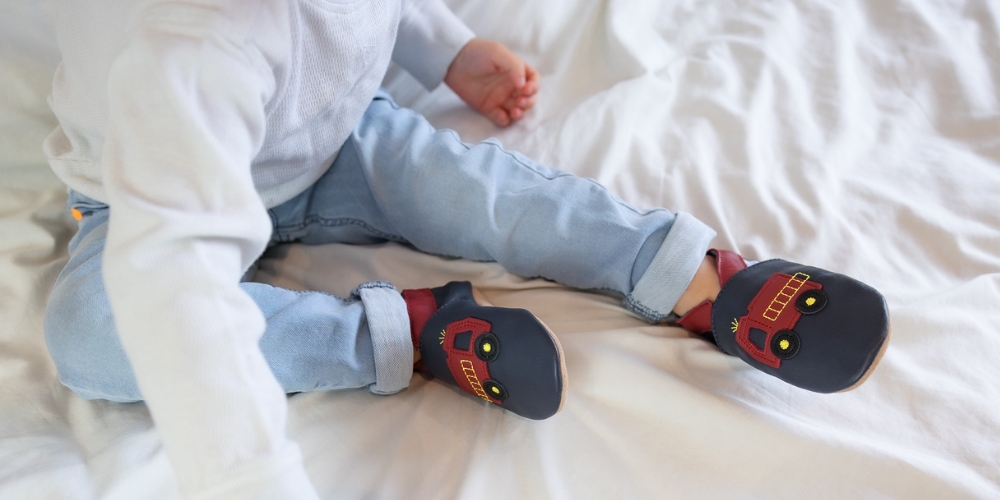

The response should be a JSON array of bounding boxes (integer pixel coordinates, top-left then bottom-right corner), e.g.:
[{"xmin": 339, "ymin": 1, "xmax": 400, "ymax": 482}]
[{"xmin": 44, "ymin": 90, "xmax": 716, "ymax": 402}]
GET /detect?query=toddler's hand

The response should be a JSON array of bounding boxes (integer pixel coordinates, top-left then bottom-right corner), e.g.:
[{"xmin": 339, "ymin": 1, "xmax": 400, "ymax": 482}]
[{"xmin": 444, "ymin": 38, "xmax": 539, "ymax": 127}]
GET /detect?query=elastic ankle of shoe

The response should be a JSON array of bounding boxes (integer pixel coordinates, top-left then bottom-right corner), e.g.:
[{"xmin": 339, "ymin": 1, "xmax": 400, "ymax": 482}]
[
  {"xmin": 677, "ymin": 249, "xmax": 748, "ymax": 334},
  {"xmin": 402, "ymin": 288, "xmax": 437, "ymax": 366}
]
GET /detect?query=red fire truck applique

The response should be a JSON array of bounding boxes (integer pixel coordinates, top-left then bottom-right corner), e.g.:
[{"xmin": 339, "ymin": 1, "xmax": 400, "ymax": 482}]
[
  {"xmin": 438, "ymin": 317, "xmax": 506, "ymax": 404},
  {"xmin": 733, "ymin": 272, "xmax": 825, "ymax": 368}
]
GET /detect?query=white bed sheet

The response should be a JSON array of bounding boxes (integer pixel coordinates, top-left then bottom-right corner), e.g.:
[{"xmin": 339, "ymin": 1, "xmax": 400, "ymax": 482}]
[{"xmin": 1, "ymin": 0, "xmax": 998, "ymax": 498}]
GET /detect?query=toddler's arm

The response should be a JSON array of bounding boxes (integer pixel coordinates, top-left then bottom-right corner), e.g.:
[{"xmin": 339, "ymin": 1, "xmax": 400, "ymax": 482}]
[
  {"xmin": 392, "ymin": 0, "xmax": 474, "ymax": 92},
  {"xmin": 443, "ymin": 38, "xmax": 539, "ymax": 127},
  {"xmin": 67, "ymin": 2, "xmax": 320, "ymax": 498},
  {"xmin": 393, "ymin": 0, "xmax": 538, "ymax": 126}
]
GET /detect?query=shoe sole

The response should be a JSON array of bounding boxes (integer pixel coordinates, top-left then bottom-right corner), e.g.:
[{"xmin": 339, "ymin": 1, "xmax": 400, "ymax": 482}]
[
  {"xmin": 472, "ymin": 287, "xmax": 569, "ymax": 415},
  {"xmin": 838, "ymin": 321, "xmax": 892, "ymax": 393}
]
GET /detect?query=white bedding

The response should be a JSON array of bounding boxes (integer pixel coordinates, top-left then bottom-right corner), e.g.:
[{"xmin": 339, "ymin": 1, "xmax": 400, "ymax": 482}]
[{"xmin": 2, "ymin": 0, "xmax": 999, "ymax": 498}]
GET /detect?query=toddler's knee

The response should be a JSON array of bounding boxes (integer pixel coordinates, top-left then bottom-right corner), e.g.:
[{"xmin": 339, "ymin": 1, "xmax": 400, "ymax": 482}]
[{"xmin": 44, "ymin": 276, "xmax": 141, "ymax": 402}]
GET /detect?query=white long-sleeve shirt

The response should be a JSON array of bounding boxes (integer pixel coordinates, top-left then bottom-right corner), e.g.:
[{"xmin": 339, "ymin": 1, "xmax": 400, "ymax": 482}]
[{"xmin": 43, "ymin": 1, "xmax": 473, "ymax": 498}]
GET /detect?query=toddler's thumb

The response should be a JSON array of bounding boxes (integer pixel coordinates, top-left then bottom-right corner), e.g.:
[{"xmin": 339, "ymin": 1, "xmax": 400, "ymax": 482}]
[{"xmin": 499, "ymin": 50, "xmax": 527, "ymax": 88}]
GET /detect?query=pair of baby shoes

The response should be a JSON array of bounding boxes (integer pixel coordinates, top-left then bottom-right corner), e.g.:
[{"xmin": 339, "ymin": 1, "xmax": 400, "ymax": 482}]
[{"xmin": 403, "ymin": 252, "xmax": 889, "ymax": 419}]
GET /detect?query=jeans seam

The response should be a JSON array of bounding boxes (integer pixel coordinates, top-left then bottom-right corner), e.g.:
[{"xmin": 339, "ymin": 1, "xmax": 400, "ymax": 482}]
[
  {"xmin": 379, "ymin": 95, "xmax": 665, "ymax": 219},
  {"xmin": 419, "ymin": 114, "xmax": 665, "ymax": 220},
  {"xmin": 271, "ymin": 215, "xmax": 406, "ymax": 244},
  {"xmin": 245, "ymin": 282, "xmax": 354, "ymax": 304},
  {"xmin": 624, "ymin": 293, "xmax": 669, "ymax": 323},
  {"xmin": 352, "ymin": 281, "xmax": 396, "ymax": 294}
]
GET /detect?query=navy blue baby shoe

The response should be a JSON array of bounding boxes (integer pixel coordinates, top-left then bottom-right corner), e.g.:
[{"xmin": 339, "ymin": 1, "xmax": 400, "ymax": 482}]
[
  {"xmin": 403, "ymin": 282, "xmax": 567, "ymax": 419},
  {"xmin": 678, "ymin": 250, "xmax": 890, "ymax": 393}
]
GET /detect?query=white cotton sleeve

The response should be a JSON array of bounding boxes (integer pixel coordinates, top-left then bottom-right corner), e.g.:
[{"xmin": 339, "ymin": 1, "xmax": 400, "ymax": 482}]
[
  {"xmin": 392, "ymin": 0, "xmax": 476, "ymax": 90},
  {"xmin": 99, "ymin": 7, "xmax": 319, "ymax": 500}
]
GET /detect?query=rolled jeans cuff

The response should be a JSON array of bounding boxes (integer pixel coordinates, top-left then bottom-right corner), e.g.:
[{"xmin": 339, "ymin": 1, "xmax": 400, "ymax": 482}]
[
  {"xmin": 355, "ymin": 282, "xmax": 413, "ymax": 395},
  {"xmin": 625, "ymin": 212, "xmax": 716, "ymax": 323}
]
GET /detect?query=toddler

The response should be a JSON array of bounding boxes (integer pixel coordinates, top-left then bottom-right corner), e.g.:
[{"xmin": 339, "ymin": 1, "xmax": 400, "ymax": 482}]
[{"xmin": 43, "ymin": 0, "xmax": 889, "ymax": 498}]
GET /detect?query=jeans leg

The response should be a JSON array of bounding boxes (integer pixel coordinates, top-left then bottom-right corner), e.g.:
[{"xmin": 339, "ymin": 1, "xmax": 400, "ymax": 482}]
[
  {"xmin": 272, "ymin": 90, "xmax": 715, "ymax": 321},
  {"xmin": 44, "ymin": 192, "xmax": 411, "ymax": 402},
  {"xmin": 44, "ymin": 195, "xmax": 140, "ymax": 401}
]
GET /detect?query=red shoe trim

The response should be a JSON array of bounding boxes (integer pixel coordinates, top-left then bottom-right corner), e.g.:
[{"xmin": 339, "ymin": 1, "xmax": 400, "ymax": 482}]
[
  {"xmin": 677, "ymin": 299, "xmax": 714, "ymax": 334},
  {"xmin": 402, "ymin": 288, "xmax": 438, "ymax": 349},
  {"xmin": 710, "ymin": 249, "xmax": 748, "ymax": 287},
  {"xmin": 677, "ymin": 250, "xmax": 747, "ymax": 334}
]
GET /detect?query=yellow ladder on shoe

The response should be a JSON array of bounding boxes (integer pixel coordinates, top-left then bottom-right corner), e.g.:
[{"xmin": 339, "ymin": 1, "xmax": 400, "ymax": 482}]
[
  {"xmin": 762, "ymin": 273, "xmax": 811, "ymax": 321},
  {"xmin": 460, "ymin": 359, "xmax": 490, "ymax": 401}
]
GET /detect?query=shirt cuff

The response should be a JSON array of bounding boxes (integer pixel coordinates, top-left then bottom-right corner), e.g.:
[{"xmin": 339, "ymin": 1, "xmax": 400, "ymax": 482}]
[{"xmin": 392, "ymin": 0, "xmax": 476, "ymax": 90}]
